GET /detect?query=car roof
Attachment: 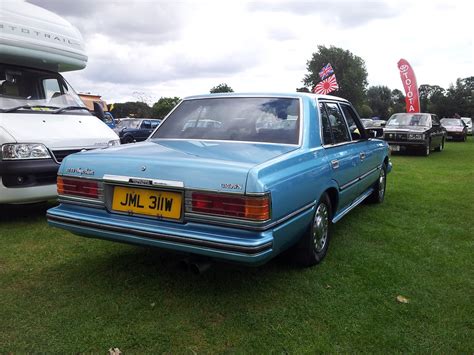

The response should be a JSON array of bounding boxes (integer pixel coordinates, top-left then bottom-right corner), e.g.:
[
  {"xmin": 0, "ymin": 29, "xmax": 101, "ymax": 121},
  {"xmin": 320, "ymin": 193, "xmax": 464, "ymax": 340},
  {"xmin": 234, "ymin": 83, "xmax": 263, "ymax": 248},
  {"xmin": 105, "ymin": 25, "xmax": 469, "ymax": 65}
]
[{"xmin": 183, "ymin": 92, "xmax": 349, "ymax": 103}]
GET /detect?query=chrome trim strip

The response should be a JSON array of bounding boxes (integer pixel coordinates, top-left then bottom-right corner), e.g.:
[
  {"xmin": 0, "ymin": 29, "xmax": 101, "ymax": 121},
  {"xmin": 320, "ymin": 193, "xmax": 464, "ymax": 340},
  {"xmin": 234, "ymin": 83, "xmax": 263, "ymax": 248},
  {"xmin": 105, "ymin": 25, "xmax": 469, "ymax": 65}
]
[
  {"xmin": 339, "ymin": 177, "xmax": 359, "ymax": 191},
  {"xmin": 186, "ymin": 200, "xmax": 315, "ymax": 231},
  {"xmin": 332, "ymin": 188, "xmax": 373, "ymax": 223},
  {"xmin": 148, "ymin": 139, "xmax": 298, "ymax": 147},
  {"xmin": 47, "ymin": 214, "xmax": 272, "ymax": 255},
  {"xmin": 339, "ymin": 165, "xmax": 381, "ymax": 191},
  {"xmin": 103, "ymin": 174, "xmax": 184, "ymax": 188},
  {"xmin": 359, "ymin": 166, "xmax": 380, "ymax": 181},
  {"xmin": 58, "ymin": 196, "xmax": 105, "ymax": 209},
  {"xmin": 58, "ymin": 173, "xmax": 102, "ymax": 181}
]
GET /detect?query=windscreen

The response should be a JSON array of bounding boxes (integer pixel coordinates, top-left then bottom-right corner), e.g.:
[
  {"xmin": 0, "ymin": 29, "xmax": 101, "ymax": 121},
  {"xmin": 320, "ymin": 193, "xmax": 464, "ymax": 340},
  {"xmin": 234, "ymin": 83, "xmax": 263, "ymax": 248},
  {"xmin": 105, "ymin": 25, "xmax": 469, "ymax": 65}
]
[
  {"xmin": 0, "ymin": 64, "xmax": 86, "ymax": 112},
  {"xmin": 117, "ymin": 119, "xmax": 141, "ymax": 129},
  {"xmin": 152, "ymin": 97, "xmax": 300, "ymax": 144},
  {"xmin": 386, "ymin": 113, "xmax": 430, "ymax": 127},
  {"xmin": 441, "ymin": 118, "xmax": 463, "ymax": 126}
]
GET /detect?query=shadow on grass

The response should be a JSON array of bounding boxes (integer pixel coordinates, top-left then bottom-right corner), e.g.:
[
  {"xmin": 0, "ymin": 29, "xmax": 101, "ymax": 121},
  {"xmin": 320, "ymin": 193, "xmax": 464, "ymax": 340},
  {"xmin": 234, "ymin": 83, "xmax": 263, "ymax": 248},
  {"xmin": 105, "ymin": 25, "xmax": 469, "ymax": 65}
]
[
  {"xmin": 44, "ymin": 242, "xmax": 304, "ymax": 298},
  {"xmin": 0, "ymin": 200, "xmax": 57, "ymax": 223}
]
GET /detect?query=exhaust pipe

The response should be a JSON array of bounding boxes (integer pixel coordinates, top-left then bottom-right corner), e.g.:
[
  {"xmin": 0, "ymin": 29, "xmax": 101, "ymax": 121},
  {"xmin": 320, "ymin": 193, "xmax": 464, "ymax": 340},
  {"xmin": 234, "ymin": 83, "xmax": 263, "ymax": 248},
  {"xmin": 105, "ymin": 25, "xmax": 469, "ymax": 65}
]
[
  {"xmin": 179, "ymin": 257, "xmax": 212, "ymax": 274},
  {"xmin": 189, "ymin": 260, "xmax": 212, "ymax": 275}
]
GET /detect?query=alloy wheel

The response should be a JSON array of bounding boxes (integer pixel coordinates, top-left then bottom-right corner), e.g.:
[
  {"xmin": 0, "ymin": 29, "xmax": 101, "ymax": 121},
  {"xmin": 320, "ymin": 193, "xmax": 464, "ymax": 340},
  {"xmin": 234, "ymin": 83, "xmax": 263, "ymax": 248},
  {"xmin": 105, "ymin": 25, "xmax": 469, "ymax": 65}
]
[
  {"xmin": 378, "ymin": 168, "xmax": 386, "ymax": 201},
  {"xmin": 313, "ymin": 202, "xmax": 329, "ymax": 253}
]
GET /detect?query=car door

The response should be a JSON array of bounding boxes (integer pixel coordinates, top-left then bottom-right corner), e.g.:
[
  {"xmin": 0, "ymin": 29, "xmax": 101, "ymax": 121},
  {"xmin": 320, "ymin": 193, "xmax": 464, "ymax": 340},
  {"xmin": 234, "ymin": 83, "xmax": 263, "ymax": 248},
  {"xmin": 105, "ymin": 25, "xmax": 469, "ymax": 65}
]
[
  {"xmin": 319, "ymin": 101, "xmax": 363, "ymax": 210},
  {"xmin": 340, "ymin": 103, "xmax": 382, "ymax": 194},
  {"xmin": 138, "ymin": 120, "xmax": 153, "ymax": 141}
]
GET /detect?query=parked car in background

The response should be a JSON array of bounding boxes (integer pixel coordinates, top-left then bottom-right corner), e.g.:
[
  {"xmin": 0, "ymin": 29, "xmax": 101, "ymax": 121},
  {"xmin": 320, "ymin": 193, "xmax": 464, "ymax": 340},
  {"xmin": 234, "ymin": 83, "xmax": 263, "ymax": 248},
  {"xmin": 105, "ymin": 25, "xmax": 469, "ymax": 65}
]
[
  {"xmin": 47, "ymin": 93, "xmax": 391, "ymax": 267},
  {"xmin": 383, "ymin": 113, "xmax": 446, "ymax": 156},
  {"xmin": 461, "ymin": 117, "xmax": 472, "ymax": 135},
  {"xmin": 441, "ymin": 118, "xmax": 468, "ymax": 141},
  {"xmin": 360, "ymin": 118, "xmax": 384, "ymax": 138},
  {"xmin": 370, "ymin": 118, "xmax": 386, "ymax": 128},
  {"xmin": 360, "ymin": 118, "xmax": 374, "ymax": 128},
  {"xmin": 115, "ymin": 118, "xmax": 161, "ymax": 144}
]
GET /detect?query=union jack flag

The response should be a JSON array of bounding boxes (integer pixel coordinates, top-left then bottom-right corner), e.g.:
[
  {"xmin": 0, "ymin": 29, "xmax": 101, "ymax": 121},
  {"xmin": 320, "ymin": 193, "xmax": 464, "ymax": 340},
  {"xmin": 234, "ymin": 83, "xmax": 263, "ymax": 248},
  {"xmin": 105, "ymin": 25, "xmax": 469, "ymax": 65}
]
[
  {"xmin": 318, "ymin": 63, "xmax": 334, "ymax": 80},
  {"xmin": 313, "ymin": 74, "xmax": 339, "ymax": 95}
]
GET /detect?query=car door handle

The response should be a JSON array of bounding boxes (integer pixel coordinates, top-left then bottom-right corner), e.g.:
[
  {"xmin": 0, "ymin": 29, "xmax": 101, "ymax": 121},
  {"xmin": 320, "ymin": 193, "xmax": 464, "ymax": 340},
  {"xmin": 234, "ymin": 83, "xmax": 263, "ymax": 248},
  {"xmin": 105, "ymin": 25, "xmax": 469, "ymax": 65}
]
[
  {"xmin": 360, "ymin": 152, "xmax": 366, "ymax": 160},
  {"xmin": 331, "ymin": 160, "xmax": 339, "ymax": 169}
]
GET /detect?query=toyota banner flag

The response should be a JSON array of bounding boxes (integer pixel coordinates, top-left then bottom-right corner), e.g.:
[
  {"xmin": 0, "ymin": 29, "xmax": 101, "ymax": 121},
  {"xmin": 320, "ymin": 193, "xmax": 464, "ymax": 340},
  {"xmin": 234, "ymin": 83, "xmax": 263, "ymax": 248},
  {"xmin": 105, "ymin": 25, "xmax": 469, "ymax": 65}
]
[{"xmin": 397, "ymin": 59, "xmax": 421, "ymax": 113}]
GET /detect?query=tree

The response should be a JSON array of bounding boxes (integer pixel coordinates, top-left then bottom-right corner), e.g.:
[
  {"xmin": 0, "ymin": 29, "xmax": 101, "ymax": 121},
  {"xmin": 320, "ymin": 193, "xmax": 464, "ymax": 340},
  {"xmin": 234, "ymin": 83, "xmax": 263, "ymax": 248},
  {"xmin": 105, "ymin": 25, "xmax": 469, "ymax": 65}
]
[
  {"xmin": 152, "ymin": 97, "xmax": 181, "ymax": 119},
  {"xmin": 358, "ymin": 104, "xmax": 373, "ymax": 118},
  {"xmin": 390, "ymin": 89, "xmax": 405, "ymax": 115},
  {"xmin": 303, "ymin": 45, "xmax": 368, "ymax": 110},
  {"xmin": 110, "ymin": 101, "xmax": 152, "ymax": 118},
  {"xmin": 367, "ymin": 85, "xmax": 392, "ymax": 118},
  {"xmin": 419, "ymin": 84, "xmax": 445, "ymax": 112},
  {"xmin": 210, "ymin": 83, "xmax": 234, "ymax": 93}
]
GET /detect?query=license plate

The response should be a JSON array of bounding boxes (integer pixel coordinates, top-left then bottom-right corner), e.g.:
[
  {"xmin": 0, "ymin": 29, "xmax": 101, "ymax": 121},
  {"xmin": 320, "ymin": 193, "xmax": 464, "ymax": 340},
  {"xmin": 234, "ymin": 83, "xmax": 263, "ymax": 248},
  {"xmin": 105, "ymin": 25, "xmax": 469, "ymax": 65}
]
[
  {"xmin": 112, "ymin": 186, "xmax": 182, "ymax": 219},
  {"xmin": 389, "ymin": 144, "xmax": 400, "ymax": 152}
]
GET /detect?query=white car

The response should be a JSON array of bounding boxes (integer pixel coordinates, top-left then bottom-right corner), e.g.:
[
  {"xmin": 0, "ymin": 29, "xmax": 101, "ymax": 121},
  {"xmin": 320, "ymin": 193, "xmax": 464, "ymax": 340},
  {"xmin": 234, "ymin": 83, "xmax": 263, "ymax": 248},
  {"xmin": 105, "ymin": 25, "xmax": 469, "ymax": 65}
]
[{"xmin": 461, "ymin": 117, "xmax": 472, "ymax": 135}]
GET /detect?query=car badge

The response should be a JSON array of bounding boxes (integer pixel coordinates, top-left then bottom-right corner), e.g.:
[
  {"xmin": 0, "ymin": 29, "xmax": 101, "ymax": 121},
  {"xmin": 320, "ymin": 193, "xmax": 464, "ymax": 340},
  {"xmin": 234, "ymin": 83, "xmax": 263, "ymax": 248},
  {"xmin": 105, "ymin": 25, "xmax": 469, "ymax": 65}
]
[
  {"xmin": 65, "ymin": 167, "xmax": 95, "ymax": 176},
  {"xmin": 221, "ymin": 183, "xmax": 242, "ymax": 190},
  {"xmin": 141, "ymin": 166, "xmax": 147, "ymax": 171}
]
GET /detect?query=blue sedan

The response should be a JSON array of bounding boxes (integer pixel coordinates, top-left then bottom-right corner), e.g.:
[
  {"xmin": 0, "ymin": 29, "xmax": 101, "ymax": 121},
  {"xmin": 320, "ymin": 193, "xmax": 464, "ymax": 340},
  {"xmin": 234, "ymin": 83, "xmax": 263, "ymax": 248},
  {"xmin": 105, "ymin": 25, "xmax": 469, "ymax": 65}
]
[{"xmin": 47, "ymin": 93, "xmax": 391, "ymax": 267}]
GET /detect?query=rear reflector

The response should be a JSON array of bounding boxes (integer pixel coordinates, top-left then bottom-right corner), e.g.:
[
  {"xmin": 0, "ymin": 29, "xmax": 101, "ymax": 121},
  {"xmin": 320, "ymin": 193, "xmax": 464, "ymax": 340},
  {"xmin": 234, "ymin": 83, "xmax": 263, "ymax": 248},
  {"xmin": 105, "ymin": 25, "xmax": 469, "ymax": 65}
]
[
  {"xmin": 190, "ymin": 192, "xmax": 270, "ymax": 221},
  {"xmin": 57, "ymin": 176, "xmax": 100, "ymax": 199}
]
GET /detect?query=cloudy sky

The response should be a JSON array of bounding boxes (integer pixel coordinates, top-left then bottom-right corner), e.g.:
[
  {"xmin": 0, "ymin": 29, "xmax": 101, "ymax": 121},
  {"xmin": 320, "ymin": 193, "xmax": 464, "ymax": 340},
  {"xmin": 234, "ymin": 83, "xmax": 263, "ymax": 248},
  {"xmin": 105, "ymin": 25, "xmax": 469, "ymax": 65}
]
[{"xmin": 25, "ymin": 0, "xmax": 474, "ymax": 104}]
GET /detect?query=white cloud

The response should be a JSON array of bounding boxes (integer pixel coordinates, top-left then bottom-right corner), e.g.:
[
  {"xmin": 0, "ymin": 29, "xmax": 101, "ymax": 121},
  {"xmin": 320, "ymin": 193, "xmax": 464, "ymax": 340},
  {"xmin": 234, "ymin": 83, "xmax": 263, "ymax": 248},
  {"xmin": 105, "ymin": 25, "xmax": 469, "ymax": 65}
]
[{"xmin": 28, "ymin": 0, "xmax": 473, "ymax": 103}]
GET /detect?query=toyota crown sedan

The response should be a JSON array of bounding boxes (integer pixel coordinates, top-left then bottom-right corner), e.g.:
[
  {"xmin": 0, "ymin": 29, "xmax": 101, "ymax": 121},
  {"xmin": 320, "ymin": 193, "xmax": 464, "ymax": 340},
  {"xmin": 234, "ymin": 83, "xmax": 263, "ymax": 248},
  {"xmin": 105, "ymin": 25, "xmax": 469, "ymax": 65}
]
[
  {"xmin": 383, "ymin": 113, "xmax": 446, "ymax": 156},
  {"xmin": 47, "ymin": 93, "xmax": 391, "ymax": 267}
]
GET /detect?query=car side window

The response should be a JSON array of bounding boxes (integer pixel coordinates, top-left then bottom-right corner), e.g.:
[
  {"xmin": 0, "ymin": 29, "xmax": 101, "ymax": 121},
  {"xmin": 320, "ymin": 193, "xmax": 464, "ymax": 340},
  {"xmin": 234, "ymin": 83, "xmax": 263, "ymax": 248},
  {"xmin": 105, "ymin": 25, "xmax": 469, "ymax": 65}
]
[
  {"xmin": 319, "ymin": 103, "xmax": 334, "ymax": 145},
  {"xmin": 340, "ymin": 104, "xmax": 365, "ymax": 140},
  {"xmin": 323, "ymin": 102, "xmax": 351, "ymax": 144},
  {"xmin": 142, "ymin": 120, "xmax": 151, "ymax": 129},
  {"xmin": 431, "ymin": 115, "xmax": 440, "ymax": 126}
]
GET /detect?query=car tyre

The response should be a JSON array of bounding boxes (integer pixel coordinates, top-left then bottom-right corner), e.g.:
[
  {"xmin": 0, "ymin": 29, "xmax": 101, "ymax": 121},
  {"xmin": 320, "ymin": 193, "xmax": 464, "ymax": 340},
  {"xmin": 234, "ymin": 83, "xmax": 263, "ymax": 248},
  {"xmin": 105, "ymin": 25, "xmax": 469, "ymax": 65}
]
[
  {"xmin": 423, "ymin": 141, "xmax": 430, "ymax": 156},
  {"xmin": 122, "ymin": 135, "xmax": 134, "ymax": 144},
  {"xmin": 435, "ymin": 138, "xmax": 444, "ymax": 152},
  {"xmin": 294, "ymin": 193, "xmax": 331, "ymax": 267},
  {"xmin": 367, "ymin": 164, "xmax": 387, "ymax": 204}
]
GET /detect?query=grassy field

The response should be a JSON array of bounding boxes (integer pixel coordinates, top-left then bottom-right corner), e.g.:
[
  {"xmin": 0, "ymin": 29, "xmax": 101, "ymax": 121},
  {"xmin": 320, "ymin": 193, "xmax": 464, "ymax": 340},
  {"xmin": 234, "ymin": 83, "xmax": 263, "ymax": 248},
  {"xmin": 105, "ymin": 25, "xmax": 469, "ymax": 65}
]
[{"xmin": 1, "ymin": 138, "xmax": 473, "ymax": 353}]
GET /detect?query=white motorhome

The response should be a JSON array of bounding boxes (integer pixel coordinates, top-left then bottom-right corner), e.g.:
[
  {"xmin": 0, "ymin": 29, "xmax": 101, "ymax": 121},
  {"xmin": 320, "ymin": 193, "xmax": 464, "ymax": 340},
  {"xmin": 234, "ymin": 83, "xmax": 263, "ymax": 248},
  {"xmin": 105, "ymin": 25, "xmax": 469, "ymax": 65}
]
[{"xmin": 0, "ymin": 1, "xmax": 119, "ymax": 203}]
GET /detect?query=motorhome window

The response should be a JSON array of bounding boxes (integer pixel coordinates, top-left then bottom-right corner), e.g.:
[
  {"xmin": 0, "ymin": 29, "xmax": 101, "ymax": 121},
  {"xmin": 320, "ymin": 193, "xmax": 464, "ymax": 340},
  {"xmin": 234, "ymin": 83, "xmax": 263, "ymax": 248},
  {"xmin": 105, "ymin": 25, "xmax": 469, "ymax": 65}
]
[
  {"xmin": 0, "ymin": 65, "xmax": 87, "ymax": 113},
  {"xmin": 43, "ymin": 78, "xmax": 62, "ymax": 101}
]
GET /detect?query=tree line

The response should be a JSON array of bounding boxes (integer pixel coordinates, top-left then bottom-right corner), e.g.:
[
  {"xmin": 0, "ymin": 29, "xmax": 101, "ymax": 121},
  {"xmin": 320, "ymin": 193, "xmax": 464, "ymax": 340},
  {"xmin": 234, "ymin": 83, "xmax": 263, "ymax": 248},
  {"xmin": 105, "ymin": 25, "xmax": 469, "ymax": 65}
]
[{"xmin": 109, "ymin": 46, "xmax": 473, "ymax": 120}]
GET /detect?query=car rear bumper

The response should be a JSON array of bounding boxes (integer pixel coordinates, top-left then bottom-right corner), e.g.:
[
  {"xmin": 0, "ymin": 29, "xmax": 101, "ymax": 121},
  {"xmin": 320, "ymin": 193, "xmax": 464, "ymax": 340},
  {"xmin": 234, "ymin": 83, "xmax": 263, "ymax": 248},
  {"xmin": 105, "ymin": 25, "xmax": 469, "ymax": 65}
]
[{"xmin": 47, "ymin": 203, "xmax": 314, "ymax": 265}]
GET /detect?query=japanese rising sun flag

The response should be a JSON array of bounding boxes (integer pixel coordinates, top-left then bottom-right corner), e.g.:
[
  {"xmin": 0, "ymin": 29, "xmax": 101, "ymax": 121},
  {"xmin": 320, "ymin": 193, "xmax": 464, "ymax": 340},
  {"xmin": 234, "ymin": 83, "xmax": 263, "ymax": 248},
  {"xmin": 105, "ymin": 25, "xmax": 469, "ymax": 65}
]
[
  {"xmin": 318, "ymin": 63, "xmax": 334, "ymax": 80},
  {"xmin": 313, "ymin": 74, "xmax": 339, "ymax": 95}
]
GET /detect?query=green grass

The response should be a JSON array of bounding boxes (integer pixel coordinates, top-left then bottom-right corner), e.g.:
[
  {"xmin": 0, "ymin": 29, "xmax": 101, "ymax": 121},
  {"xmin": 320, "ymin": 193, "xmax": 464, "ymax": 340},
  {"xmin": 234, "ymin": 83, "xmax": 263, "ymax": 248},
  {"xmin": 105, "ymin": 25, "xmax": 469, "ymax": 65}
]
[{"xmin": 1, "ymin": 138, "xmax": 473, "ymax": 353}]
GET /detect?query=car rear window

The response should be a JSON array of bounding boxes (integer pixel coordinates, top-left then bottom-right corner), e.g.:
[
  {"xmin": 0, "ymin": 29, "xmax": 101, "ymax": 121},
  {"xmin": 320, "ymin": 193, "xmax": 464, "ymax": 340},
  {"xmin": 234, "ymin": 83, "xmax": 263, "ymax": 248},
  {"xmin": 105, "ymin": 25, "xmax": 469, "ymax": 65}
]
[{"xmin": 152, "ymin": 97, "xmax": 300, "ymax": 145}]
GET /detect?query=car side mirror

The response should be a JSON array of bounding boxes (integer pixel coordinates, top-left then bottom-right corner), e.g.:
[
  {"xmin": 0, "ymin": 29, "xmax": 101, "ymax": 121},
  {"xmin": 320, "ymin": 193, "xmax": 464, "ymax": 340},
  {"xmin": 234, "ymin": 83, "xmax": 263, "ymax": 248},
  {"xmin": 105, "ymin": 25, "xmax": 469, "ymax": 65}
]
[
  {"xmin": 366, "ymin": 128, "xmax": 382, "ymax": 138},
  {"xmin": 93, "ymin": 101, "xmax": 105, "ymax": 121}
]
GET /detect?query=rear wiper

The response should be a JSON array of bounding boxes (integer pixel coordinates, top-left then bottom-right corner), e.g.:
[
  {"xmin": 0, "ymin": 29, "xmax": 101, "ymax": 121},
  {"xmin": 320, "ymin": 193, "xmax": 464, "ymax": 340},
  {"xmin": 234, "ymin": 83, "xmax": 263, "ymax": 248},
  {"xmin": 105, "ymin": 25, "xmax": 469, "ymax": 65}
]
[
  {"xmin": 53, "ymin": 106, "xmax": 90, "ymax": 114},
  {"xmin": 1, "ymin": 105, "xmax": 59, "ymax": 113}
]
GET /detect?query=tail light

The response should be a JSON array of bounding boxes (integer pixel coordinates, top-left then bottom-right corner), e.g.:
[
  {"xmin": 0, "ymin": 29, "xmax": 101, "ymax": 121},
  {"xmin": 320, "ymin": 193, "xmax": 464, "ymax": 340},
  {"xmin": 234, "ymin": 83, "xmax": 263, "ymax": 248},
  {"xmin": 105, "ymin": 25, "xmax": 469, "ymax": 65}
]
[
  {"xmin": 188, "ymin": 192, "xmax": 271, "ymax": 221},
  {"xmin": 57, "ymin": 176, "xmax": 100, "ymax": 199}
]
